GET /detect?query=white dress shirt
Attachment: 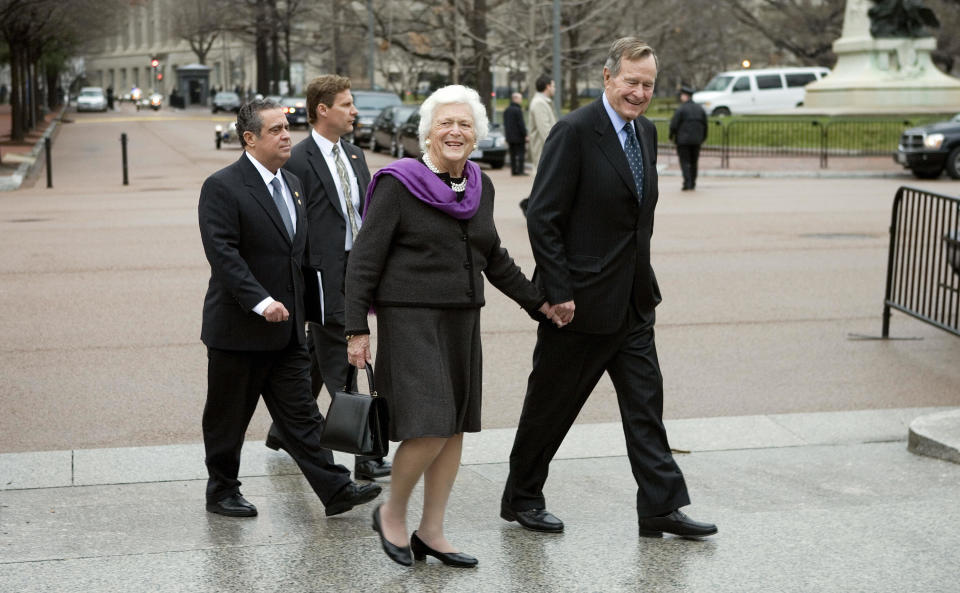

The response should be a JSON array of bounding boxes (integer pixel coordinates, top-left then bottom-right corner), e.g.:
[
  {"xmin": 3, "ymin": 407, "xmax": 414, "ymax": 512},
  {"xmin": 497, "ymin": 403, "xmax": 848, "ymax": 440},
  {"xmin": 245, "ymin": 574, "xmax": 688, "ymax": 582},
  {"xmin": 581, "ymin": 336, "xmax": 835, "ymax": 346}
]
[
  {"xmin": 245, "ymin": 151, "xmax": 296, "ymax": 316},
  {"xmin": 311, "ymin": 128, "xmax": 362, "ymax": 250}
]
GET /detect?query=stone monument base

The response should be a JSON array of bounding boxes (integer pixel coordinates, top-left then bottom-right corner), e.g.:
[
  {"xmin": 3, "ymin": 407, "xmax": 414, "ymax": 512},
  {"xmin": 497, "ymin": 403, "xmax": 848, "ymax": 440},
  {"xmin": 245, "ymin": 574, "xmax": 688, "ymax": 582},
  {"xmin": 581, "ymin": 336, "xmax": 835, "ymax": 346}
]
[{"xmin": 804, "ymin": 36, "xmax": 960, "ymax": 113}]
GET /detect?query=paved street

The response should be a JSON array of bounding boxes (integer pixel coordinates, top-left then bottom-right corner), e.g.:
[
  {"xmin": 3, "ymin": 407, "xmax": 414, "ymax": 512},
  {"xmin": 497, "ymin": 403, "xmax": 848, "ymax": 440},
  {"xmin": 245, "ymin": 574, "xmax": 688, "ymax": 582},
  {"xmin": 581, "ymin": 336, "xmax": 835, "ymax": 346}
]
[
  {"xmin": 1, "ymin": 105, "xmax": 959, "ymax": 592},
  {"xmin": 2, "ymin": 106, "xmax": 958, "ymax": 453}
]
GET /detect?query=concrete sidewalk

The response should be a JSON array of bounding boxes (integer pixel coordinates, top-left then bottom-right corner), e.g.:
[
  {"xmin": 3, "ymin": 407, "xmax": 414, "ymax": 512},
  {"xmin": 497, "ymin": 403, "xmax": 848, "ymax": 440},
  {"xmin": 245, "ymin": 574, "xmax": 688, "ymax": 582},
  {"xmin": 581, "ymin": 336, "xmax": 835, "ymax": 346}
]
[{"xmin": 2, "ymin": 408, "xmax": 959, "ymax": 593}]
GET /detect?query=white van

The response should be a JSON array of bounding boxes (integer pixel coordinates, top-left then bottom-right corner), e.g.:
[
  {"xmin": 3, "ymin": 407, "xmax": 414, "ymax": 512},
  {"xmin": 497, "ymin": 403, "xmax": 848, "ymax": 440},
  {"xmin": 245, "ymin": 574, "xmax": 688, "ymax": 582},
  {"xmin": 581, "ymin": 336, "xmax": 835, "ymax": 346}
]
[{"xmin": 692, "ymin": 67, "xmax": 830, "ymax": 116}]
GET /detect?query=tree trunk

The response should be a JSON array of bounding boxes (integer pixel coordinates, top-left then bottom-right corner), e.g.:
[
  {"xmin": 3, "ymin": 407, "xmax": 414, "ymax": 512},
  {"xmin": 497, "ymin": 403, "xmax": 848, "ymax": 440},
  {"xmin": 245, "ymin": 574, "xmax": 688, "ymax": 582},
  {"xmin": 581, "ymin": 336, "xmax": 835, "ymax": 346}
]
[
  {"xmin": 255, "ymin": 0, "xmax": 269, "ymax": 94},
  {"xmin": 10, "ymin": 43, "xmax": 24, "ymax": 142},
  {"xmin": 471, "ymin": 0, "xmax": 491, "ymax": 119},
  {"xmin": 525, "ymin": 1, "xmax": 538, "ymax": 100},
  {"xmin": 45, "ymin": 63, "xmax": 59, "ymax": 110}
]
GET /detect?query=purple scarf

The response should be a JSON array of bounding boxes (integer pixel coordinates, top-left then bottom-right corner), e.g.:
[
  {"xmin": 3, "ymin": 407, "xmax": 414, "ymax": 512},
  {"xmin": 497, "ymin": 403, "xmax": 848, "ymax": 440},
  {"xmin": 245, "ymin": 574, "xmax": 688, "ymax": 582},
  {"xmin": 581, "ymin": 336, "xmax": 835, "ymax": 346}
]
[{"xmin": 362, "ymin": 157, "xmax": 482, "ymax": 220}]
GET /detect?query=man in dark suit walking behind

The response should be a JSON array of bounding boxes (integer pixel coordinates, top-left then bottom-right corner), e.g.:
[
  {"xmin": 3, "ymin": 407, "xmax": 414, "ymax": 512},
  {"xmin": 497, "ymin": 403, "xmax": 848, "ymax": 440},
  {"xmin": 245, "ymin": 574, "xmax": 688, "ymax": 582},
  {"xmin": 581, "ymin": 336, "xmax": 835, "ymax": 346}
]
[
  {"xmin": 500, "ymin": 38, "xmax": 716, "ymax": 539},
  {"xmin": 503, "ymin": 92, "xmax": 528, "ymax": 176},
  {"xmin": 669, "ymin": 86, "xmax": 708, "ymax": 191},
  {"xmin": 198, "ymin": 98, "xmax": 381, "ymax": 518},
  {"xmin": 275, "ymin": 75, "xmax": 391, "ymax": 481}
]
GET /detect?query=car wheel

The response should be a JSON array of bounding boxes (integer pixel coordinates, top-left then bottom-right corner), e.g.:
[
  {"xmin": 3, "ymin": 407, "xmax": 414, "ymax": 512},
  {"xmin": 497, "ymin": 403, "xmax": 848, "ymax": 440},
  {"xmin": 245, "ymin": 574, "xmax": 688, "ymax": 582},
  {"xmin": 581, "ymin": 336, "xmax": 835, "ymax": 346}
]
[
  {"xmin": 712, "ymin": 106, "xmax": 731, "ymax": 116},
  {"xmin": 489, "ymin": 158, "xmax": 505, "ymax": 170},
  {"xmin": 945, "ymin": 146, "xmax": 960, "ymax": 180},
  {"xmin": 390, "ymin": 136, "xmax": 399, "ymax": 158},
  {"xmin": 911, "ymin": 166, "xmax": 942, "ymax": 179}
]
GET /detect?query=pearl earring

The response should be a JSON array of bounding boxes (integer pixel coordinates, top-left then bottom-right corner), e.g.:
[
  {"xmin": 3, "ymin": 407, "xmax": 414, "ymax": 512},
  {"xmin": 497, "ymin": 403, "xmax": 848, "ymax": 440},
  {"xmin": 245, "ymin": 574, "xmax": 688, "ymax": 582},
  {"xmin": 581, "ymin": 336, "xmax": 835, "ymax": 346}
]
[{"xmin": 425, "ymin": 139, "xmax": 431, "ymax": 146}]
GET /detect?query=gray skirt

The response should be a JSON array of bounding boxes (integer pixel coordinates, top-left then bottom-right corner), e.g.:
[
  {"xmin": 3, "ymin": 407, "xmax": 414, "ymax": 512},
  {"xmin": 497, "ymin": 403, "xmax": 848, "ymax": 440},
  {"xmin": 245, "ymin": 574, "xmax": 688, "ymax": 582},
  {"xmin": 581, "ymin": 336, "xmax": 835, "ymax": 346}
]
[{"xmin": 374, "ymin": 306, "xmax": 482, "ymax": 441}]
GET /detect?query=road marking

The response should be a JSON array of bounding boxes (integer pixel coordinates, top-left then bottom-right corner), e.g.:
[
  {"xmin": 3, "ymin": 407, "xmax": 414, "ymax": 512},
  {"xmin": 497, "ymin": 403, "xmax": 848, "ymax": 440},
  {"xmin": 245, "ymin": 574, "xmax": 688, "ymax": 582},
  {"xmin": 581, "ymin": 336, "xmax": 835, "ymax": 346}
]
[{"xmin": 71, "ymin": 115, "xmax": 236, "ymax": 124}]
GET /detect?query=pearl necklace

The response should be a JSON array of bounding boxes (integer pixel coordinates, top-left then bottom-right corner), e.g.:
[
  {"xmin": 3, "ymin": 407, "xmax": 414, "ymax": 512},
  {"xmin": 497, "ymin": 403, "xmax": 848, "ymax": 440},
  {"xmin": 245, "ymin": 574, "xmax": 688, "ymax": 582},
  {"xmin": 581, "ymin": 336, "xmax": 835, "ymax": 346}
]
[{"xmin": 423, "ymin": 152, "xmax": 467, "ymax": 192}]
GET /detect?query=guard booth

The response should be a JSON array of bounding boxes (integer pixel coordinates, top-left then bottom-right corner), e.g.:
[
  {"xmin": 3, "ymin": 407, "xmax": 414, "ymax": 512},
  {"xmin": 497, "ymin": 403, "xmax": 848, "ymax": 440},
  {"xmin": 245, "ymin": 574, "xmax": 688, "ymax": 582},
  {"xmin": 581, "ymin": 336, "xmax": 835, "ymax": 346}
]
[{"xmin": 176, "ymin": 64, "xmax": 212, "ymax": 108}]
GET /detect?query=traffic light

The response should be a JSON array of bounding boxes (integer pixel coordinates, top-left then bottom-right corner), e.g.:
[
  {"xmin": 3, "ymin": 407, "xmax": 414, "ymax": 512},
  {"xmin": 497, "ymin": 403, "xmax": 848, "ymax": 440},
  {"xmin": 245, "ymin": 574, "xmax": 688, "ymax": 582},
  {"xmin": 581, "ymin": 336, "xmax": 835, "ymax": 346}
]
[
  {"xmin": 150, "ymin": 57, "xmax": 159, "ymax": 68},
  {"xmin": 157, "ymin": 73, "xmax": 163, "ymax": 81}
]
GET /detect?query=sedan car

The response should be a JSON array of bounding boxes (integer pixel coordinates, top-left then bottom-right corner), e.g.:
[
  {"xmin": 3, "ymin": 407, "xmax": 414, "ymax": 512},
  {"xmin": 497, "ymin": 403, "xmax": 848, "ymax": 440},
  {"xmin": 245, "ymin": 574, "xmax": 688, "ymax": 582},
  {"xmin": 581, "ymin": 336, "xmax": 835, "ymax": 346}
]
[
  {"xmin": 369, "ymin": 104, "xmax": 419, "ymax": 155},
  {"xmin": 349, "ymin": 90, "xmax": 402, "ymax": 144},
  {"xmin": 76, "ymin": 87, "xmax": 107, "ymax": 112},
  {"xmin": 895, "ymin": 114, "xmax": 960, "ymax": 179},
  {"xmin": 396, "ymin": 114, "xmax": 507, "ymax": 169},
  {"xmin": 281, "ymin": 97, "xmax": 308, "ymax": 128},
  {"xmin": 212, "ymin": 91, "xmax": 242, "ymax": 113}
]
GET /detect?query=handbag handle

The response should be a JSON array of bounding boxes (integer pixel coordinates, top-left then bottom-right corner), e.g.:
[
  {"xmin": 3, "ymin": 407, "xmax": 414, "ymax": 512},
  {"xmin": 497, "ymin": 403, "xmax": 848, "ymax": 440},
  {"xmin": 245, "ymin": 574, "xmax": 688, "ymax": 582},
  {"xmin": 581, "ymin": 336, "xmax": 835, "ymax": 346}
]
[{"xmin": 345, "ymin": 363, "xmax": 377, "ymax": 397}]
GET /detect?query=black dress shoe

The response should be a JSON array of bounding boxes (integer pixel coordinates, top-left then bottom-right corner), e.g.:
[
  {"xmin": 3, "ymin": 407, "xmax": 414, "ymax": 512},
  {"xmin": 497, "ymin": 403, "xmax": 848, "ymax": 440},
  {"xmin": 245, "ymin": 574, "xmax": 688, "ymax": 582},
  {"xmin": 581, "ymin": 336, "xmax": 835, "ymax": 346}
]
[
  {"xmin": 206, "ymin": 493, "xmax": 257, "ymax": 517},
  {"xmin": 638, "ymin": 509, "xmax": 717, "ymax": 539},
  {"xmin": 371, "ymin": 504, "xmax": 412, "ymax": 566},
  {"xmin": 264, "ymin": 432, "xmax": 286, "ymax": 453},
  {"xmin": 325, "ymin": 482, "xmax": 382, "ymax": 517},
  {"xmin": 355, "ymin": 458, "xmax": 392, "ymax": 480},
  {"xmin": 411, "ymin": 531, "xmax": 477, "ymax": 567},
  {"xmin": 500, "ymin": 506, "xmax": 564, "ymax": 533}
]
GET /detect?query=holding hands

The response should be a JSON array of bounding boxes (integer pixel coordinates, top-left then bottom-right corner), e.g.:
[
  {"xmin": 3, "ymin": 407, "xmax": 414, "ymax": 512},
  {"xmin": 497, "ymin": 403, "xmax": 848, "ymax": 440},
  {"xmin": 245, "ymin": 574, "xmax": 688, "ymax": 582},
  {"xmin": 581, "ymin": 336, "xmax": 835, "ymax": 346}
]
[{"xmin": 539, "ymin": 300, "xmax": 575, "ymax": 328}]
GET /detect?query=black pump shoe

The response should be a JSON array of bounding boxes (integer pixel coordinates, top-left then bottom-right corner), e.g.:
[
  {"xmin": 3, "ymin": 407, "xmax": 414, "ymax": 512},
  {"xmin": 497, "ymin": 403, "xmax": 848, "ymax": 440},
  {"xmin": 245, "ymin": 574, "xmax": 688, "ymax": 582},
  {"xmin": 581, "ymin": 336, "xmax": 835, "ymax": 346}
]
[
  {"xmin": 411, "ymin": 531, "xmax": 478, "ymax": 567},
  {"xmin": 371, "ymin": 505, "xmax": 412, "ymax": 566}
]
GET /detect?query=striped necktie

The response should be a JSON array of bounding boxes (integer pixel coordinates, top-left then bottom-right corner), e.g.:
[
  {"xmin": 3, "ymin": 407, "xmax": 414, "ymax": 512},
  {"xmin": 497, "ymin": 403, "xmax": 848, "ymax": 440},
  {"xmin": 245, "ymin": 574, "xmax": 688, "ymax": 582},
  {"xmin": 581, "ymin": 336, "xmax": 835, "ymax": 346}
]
[{"xmin": 331, "ymin": 143, "xmax": 360, "ymax": 238}]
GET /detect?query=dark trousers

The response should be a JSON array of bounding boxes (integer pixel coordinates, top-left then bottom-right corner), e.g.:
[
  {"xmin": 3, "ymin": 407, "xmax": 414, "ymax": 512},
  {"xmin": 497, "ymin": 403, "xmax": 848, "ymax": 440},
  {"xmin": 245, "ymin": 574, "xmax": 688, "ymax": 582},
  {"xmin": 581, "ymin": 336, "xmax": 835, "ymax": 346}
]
[
  {"xmin": 508, "ymin": 142, "xmax": 526, "ymax": 175},
  {"xmin": 676, "ymin": 144, "xmax": 701, "ymax": 189},
  {"xmin": 203, "ymin": 342, "xmax": 351, "ymax": 505},
  {"xmin": 502, "ymin": 307, "xmax": 690, "ymax": 519}
]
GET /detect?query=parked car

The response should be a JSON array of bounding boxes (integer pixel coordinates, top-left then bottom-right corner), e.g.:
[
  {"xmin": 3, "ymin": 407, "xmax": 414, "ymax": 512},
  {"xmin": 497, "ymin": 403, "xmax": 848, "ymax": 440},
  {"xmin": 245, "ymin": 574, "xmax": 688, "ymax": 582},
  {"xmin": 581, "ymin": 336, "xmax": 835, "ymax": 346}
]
[
  {"xmin": 395, "ymin": 114, "xmax": 506, "ymax": 169},
  {"xmin": 214, "ymin": 121, "xmax": 240, "ymax": 149},
  {"xmin": 76, "ymin": 87, "xmax": 108, "ymax": 112},
  {"xmin": 281, "ymin": 96, "xmax": 308, "ymax": 128},
  {"xmin": 894, "ymin": 114, "xmax": 960, "ymax": 179},
  {"xmin": 349, "ymin": 90, "xmax": 402, "ymax": 144},
  {"xmin": 212, "ymin": 91, "xmax": 242, "ymax": 113},
  {"xmin": 369, "ymin": 104, "xmax": 419, "ymax": 155},
  {"xmin": 144, "ymin": 92, "xmax": 163, "ymax": 111},
  {"xmin": 692, "ymin": 66, "xmax": 829, "ymax": 116}
]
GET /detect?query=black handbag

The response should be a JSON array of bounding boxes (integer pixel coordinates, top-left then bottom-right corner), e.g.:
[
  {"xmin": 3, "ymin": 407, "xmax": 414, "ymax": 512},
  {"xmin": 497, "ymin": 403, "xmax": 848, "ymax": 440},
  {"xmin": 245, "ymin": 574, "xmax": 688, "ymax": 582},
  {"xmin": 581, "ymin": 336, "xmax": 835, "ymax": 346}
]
[{"xmin": 319, "ymin": 363, "xmax": 389, "ymax": 457}]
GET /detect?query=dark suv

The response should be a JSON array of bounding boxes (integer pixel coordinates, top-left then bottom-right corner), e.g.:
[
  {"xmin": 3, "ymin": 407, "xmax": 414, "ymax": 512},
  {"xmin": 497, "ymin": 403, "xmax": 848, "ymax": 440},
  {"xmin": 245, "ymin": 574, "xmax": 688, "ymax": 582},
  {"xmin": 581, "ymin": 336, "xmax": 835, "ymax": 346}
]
[{"xmin": 895, "ymin": 114, "xmax": 960, "ymax": 179}]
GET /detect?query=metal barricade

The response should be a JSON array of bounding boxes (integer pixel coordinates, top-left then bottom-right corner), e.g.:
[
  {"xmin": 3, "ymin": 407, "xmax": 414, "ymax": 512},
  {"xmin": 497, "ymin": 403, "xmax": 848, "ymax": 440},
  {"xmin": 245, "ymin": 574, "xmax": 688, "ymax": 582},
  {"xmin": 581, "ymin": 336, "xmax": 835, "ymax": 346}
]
[{"xmin": 883, "ymin": 186, "xmax": 960, "ymax": 338}]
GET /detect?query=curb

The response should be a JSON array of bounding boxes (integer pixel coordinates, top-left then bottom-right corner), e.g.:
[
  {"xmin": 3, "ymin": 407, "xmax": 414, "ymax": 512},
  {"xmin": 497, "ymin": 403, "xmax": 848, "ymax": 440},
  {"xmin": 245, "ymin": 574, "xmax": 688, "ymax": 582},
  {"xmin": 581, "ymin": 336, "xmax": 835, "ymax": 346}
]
[
  {"xmin": 908, "ymin": 408, "xmax": 960, "ymax": 464},
  {"xmin": 0, "ymin": 104, "xmax": 68, "ymax": 192}
]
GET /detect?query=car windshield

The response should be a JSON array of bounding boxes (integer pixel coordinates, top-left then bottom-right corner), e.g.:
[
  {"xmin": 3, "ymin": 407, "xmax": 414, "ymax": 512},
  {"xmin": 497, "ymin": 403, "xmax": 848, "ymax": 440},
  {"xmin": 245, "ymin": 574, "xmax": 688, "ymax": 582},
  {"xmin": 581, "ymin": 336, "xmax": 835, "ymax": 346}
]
[
  {"xmin": 80, "ymin": 90, "xmax": 103, "ymax": 97},
  {"xmin": 354, "ymin": 93, "xmax": 401, "ymax": 110},
  {"xmin": 282, "ymin": 98, "xmax": 306, "ymax": 107},
  {"xmin": 702, "ymin": 75, "xmax": 733, "ymax": 92},
  {"xmin": 216, "ymin": 92, "xmax": 239, "ymax": 102}
]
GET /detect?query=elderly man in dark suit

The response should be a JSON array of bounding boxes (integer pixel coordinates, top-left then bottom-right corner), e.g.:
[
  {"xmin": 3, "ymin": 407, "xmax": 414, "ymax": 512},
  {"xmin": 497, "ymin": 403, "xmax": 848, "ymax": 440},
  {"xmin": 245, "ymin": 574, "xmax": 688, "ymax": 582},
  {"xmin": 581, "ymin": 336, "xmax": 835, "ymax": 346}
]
[
  {"xmin": 198, "ymin": 98, "xmax": 381, "ymax": 518},
  {"xmin": 271, "ymin": 75, "xmax": 391, "ymax": 481},
  {"xmin": 500, "ymin": 38, "xmax": 717, "ymax": 539}
]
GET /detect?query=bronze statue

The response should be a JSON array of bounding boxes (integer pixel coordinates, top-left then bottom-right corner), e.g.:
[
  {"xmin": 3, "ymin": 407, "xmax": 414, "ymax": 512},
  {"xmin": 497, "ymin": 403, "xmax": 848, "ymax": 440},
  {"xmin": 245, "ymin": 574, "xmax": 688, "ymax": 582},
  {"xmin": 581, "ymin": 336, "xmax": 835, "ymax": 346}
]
[{"xmin": 868, "ymin": 0, "xmax": 940, "ymax": 38}]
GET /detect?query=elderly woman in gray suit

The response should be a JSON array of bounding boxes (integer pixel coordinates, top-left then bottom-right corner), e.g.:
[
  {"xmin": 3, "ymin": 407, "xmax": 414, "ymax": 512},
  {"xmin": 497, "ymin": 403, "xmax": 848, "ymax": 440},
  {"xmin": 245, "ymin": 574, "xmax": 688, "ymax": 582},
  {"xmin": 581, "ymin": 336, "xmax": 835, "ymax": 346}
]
[{"xmin": 345, "ymin": 85, "xmax": 562, "ymax": 567}]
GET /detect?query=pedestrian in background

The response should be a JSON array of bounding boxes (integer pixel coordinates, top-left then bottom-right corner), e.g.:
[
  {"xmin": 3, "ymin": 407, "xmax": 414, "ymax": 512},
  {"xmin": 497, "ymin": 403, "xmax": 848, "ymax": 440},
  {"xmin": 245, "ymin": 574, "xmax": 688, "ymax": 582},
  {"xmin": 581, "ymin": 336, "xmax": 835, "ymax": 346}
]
[
  {"xmin": 528, "ymin": 74, "xmax": 557, "ymax": 168},
  {"xmin": 346, "ymin": 85, "xmax": 562, "ymax": 567},
  {"xmin": 669, "ymin": 85, "xmax": 708, "ymax": 191},
  {"xmin": 503, "ymin": 92, "xmax": 528, "ymax": 176},
  {"xmin": 279, "ymin": 74, "xmax": 392, "ymax": 481}
]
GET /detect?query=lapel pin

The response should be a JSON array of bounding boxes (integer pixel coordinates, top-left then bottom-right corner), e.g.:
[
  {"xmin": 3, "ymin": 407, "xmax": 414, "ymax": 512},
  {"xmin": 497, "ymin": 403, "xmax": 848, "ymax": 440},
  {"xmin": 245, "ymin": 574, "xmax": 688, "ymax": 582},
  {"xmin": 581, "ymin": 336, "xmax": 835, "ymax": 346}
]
[
  {"xmin": 294, "ymin": 191, "xmax": 300, "ymax": 197},
  {"xmin": 297, "ymin": 198, "xmax": 302, "ymax": 205},
  {"xmin": 350, "ymin": 154, "xmax": 358, "ymax": 159}
]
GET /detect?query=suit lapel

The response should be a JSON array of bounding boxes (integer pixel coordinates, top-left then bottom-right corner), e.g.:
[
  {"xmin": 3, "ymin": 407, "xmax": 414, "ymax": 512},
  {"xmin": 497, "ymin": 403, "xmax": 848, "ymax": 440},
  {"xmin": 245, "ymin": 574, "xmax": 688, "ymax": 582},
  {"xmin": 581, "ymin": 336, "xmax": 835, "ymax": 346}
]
[
  {"xmin": 280, "ymin": 169, "xmax": 305, "ymax": 243},
  {"xmin": 636, "ymin": 118, "xmax": 657, "ymax": 211},
  {"xmin": 305, "ymin": 139, "xmax": 346, "ymax": 218},
  {"xmin": 239, "ymin": 154, "xmax": 292, "ymax": 245},
  {"xmin": 591, "ymin": 101, "xmax": 641, "ymax": 201}
]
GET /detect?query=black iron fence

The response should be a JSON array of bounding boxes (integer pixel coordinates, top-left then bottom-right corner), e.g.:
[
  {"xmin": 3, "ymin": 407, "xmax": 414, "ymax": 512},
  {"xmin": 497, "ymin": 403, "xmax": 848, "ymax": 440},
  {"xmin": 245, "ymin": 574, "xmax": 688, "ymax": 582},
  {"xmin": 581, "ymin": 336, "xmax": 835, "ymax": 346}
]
[
  {"xmin": 883, "ymin": 186, "xmax": 960, "ymax": 338},
  {"xmin": 651, "ymin": 116, "xmax": 950, "ymax": 169}
]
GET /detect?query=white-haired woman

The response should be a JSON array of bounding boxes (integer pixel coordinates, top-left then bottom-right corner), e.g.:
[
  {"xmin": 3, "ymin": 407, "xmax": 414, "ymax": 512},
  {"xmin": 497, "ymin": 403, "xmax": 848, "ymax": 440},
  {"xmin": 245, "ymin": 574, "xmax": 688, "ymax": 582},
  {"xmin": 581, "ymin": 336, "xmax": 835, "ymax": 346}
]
[{"xmin": 345, "ymin": 85, "xmax": 561, "ymax": 567}]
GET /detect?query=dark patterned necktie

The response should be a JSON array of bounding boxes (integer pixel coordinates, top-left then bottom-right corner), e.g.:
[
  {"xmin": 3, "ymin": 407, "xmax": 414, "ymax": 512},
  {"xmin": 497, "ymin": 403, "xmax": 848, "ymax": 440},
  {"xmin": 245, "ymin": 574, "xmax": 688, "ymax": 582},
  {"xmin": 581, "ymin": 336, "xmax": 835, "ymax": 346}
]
[{"xmin": 623, "ymin": 121, "xmax": 644, "ymax": 201}]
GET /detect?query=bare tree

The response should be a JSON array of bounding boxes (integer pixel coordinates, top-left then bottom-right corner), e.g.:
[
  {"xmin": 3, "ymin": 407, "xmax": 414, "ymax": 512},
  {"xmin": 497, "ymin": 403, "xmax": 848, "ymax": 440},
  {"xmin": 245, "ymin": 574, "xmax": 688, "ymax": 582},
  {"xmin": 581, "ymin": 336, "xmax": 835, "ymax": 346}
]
[
  {"xmin": 169, "ymin": 0, "xmax": 230, "ymax": 65},
  {"xmin": 721, "ymin": 0, "xmax": 846, "ymax": 67}
]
